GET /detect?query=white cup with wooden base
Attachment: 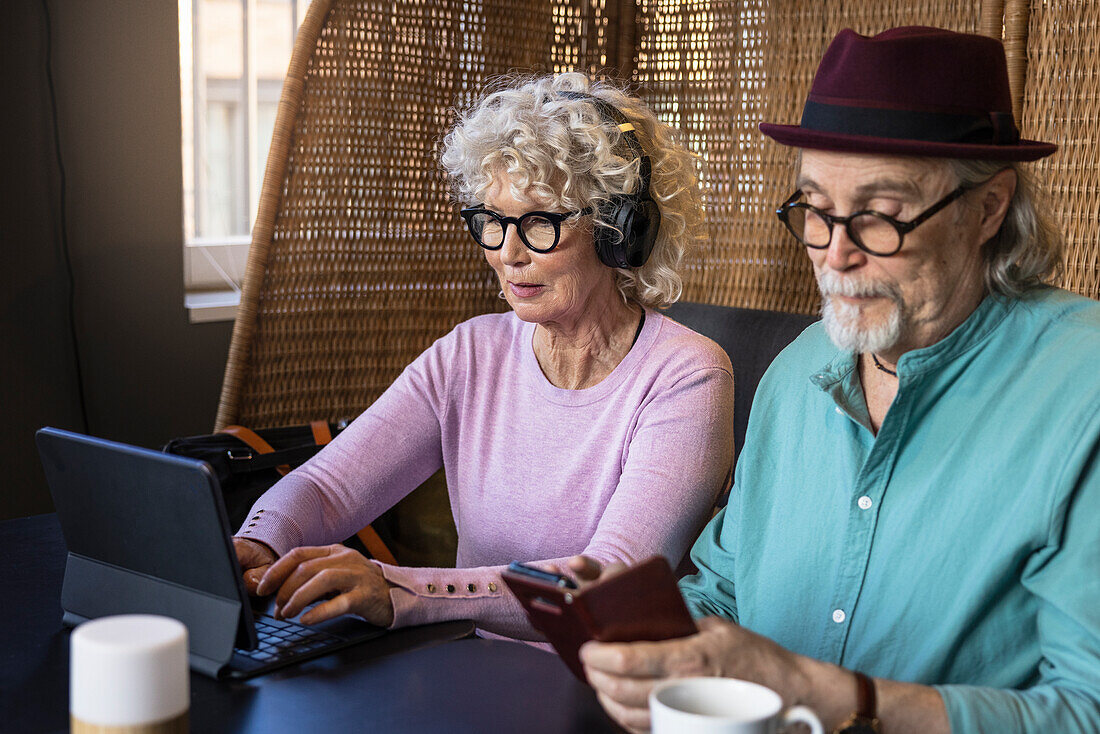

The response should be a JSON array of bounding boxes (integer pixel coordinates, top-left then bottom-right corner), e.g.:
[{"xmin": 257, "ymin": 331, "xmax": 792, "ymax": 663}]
[{"xmin": 70, "ymin": 615, "xmax": 189, "ymax": 734}]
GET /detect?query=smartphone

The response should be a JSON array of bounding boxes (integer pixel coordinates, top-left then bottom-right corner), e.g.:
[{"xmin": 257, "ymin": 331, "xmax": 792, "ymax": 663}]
[
  {"xmin": 505, "ymin": 561, "xmax": 578, "ymax": 589},
  {"xmin": 502, "ymin": 556, "xmax": 696, "ymax": 683}
]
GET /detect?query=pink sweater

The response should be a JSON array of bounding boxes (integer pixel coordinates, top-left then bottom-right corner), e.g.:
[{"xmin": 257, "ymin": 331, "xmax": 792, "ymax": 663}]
[{"xmin": 238, "ymin": 308, "xmax": 734, "ymax": 640}]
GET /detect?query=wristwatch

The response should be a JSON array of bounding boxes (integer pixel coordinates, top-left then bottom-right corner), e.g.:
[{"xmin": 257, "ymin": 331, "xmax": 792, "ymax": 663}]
[{"xmin": 833, "ymin": 670, "xmax": 881, "ymax": 734}]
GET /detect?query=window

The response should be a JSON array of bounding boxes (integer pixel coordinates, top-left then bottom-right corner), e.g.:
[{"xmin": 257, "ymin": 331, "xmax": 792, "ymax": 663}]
[{"xmin": 178, "ymin": 0, "xmax": 309, "ymax": 321}]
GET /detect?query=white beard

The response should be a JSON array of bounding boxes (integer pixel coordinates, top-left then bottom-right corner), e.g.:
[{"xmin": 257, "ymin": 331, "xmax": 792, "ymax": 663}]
[{"xmin": 816, "ymin": 270, "xmax": 904, "ymax": 354}]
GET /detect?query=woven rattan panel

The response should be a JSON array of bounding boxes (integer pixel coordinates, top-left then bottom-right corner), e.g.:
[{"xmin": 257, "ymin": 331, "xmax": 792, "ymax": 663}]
[
  {"xmin": 632, "ymin": 1, "xmax": 981, "ymax": 314},
  {"xmin": 226, "ymin": 1, "xmax": 1027, "ymax": 428},
  {"xmin": 229, "ymin": 0, "xmax": 626, "ymax": 428},
  {"xmin": 1020, "ymin": 0, "xmax": 1100, "ymax": 301}
]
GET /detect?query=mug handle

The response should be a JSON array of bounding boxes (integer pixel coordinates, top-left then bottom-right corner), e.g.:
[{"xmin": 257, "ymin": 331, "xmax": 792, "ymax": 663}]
[{"xmin": 781, "ymin": 705, "xmax": 824, "ymax": 734}]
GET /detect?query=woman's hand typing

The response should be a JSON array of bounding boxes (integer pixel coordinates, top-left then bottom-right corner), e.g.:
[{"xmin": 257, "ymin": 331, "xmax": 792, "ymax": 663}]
[{"xmin": 255, "ymin": 544, "xmax": 396, "ymax": 627}]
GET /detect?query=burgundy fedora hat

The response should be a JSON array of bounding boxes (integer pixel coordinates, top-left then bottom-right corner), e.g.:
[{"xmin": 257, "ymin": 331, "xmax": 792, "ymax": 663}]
[{"xmin": 759, "ymin": 26, "xmax": 1056, "ymax": 161}]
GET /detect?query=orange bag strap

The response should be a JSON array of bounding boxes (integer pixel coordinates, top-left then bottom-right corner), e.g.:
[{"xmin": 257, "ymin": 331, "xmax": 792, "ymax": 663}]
[
  {"xmin": 219, "ymin": 424, "xmax": 291, "ymax": 476},
  {"xmin": 310, "ymin": 420, "xmax": 333, "ymax": 445}
]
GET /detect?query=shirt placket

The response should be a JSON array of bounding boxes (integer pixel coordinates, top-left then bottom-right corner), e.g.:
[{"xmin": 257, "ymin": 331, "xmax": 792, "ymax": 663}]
[{"xmin": 815, "ymin": 372, "xmax": 908, "ymax": 664}]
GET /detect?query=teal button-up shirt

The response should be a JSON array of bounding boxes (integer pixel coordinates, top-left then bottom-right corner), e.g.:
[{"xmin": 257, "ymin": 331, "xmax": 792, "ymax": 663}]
[{"xmin": 680, "ymin": 287, "xmax": 1100, "ymax": 732}]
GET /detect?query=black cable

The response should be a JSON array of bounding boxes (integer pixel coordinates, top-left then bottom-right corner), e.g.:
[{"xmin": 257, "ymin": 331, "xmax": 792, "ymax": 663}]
[{"xmin": 41, "ymin": 0, "xmax": 90, "ymax": 434}]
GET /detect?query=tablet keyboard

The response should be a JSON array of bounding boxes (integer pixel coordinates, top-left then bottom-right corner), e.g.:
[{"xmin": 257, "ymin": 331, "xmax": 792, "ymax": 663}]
[{"xmin": 236, "ymin": 614, "xmax": 343, "ymax": 664}]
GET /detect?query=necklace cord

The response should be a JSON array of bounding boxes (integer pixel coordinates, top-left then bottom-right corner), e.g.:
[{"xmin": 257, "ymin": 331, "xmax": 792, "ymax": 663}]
[{"xmin": 871, "ymin": 353, "xmax": 898, "ymax": 377}]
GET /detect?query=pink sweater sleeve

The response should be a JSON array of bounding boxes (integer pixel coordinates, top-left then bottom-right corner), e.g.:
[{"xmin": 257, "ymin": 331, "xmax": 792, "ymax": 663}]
[{"xmin": 235, "ymin": 334, "xmax": 452, "ymax": 555}]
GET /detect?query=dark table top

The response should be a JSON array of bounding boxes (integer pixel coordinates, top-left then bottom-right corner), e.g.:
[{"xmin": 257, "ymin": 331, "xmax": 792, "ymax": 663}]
[{"xmin": 1, "ymin": 514, "xmax": 618, "ymax": 734}]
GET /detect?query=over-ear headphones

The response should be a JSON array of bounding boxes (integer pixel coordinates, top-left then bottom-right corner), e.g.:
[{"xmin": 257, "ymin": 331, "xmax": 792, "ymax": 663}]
[{"xmin": 556, "ymin": 91, "xmax": 662, "ymax": 269}]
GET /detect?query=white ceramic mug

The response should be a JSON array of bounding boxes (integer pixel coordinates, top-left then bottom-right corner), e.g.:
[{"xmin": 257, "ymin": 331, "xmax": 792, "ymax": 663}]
[
  {"xmin": 650, "ymin": 677, "xmax": 823, "ymax": 734},
  {"xmin": 70, "ymin": 614, "xmax": 189, "ymax": 734}
]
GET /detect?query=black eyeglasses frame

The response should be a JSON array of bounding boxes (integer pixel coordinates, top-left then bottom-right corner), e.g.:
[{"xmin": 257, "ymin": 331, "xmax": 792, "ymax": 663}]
[
  {"xmin": 459, "ymin": 206, "xmax": 594, "ymax": 253},
  {"xmin": 775, "ymin": 185, "xmax": 970, "ymax": 257}
]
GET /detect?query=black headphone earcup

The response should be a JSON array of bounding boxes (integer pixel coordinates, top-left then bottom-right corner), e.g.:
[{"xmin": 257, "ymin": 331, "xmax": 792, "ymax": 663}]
[
  {"xmin": 610, "ymin": 200, "xmax": 637, "ymax": 269},
  {"xmin": 593, "ymin": 196, "xmax": 661, "ymax": 269},
  {"xmin": 627, "ymin": 198, "xmax": 661, "ymax": 267},
  {"xmin": 593, "ymin": 200, "xmax": 628, "ymax": 268}
]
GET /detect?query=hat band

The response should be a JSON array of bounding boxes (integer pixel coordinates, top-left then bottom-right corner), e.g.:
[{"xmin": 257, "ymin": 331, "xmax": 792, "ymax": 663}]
[{"xmin": 800, "ymin": 100, "xmax": 1020, "ymax": 146}]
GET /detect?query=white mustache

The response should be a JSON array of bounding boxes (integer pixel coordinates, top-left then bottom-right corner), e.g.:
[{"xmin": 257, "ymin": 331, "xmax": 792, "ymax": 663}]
[{"xmin": 816, "ymin": 271, "xmax": 900, "ymax": 301}]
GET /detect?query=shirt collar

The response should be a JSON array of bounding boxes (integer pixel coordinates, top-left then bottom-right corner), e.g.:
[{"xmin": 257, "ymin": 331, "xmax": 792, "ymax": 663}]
[{"xmin": 810, "ymin": 292, "xmax": 1017, "ymax": 393}]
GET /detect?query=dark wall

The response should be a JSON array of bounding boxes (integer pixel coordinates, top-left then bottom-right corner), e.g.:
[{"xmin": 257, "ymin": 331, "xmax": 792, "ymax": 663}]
[{"xmin": 0, "ymin": 1, "xmax": 233, "ymax": 520}]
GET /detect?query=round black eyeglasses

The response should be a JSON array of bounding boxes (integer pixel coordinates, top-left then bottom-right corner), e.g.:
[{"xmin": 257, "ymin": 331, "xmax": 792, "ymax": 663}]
[
  {"xmin": 460, "ymin": 206, "xmax": 593, "ymax": 254},
  {"xmin": 775, "ymin": 185, "xmax": 969, "ymax": 256}
]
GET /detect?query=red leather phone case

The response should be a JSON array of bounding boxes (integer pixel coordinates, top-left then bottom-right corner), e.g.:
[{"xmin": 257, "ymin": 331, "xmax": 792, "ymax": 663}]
[{"xmin": 502, "ymin": 556, "xmax": 697, "ymax": 682}]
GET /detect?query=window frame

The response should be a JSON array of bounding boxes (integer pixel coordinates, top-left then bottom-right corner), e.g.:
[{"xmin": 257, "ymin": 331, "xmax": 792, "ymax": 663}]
[{"xmin": 181, "ymin": 0, "xmax": 306, "ymax": 322}]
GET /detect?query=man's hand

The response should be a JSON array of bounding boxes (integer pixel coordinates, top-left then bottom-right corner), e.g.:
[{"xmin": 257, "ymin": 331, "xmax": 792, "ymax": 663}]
[
  {"xmin": 255, "ymin": 544, "xmax": 396, "ymax": 627},
  {"xmin": 232, "ymin": 537, "xmax": 277, "ymax": 595},
  {"xmin": 580, "ymin": 618, "xmax": 813, "ymax": 733},
  {"xmin": 566, "ymin": 554, "xmax": 814, "ymax": 731}
]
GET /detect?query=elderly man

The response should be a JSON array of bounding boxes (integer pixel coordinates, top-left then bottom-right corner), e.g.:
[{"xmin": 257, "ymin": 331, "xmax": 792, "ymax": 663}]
[{"xmin": 575, "ymin": 26, "xmax": 1100, "ymax": 733}]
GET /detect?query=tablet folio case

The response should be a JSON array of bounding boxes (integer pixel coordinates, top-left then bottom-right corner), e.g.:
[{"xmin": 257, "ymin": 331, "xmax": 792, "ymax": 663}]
[{"xmin": 503, "ymin": 556, "xmax": 696, "ymax": 682}]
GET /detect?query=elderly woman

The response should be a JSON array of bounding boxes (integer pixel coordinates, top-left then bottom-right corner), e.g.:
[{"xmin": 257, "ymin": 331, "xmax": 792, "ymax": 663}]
[{"xmin": 231, "ymin": 72, "xmax": 734, "ymax": 641}]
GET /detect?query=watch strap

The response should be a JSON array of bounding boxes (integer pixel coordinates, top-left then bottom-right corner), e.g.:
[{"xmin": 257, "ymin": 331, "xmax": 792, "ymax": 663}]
[
  {"xmin": 833, "ymin": 670, "xmax": 881, "ymax": 734},
  {"xmin": 854, "ymin": 670, "xmax": 876, "ymax": 719}
]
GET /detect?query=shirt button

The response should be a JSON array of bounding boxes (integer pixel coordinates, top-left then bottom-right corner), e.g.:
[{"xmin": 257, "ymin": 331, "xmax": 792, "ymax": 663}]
[
  {"xmin": 426, "ymin": 583, "xmax": 436, "ymax": 593},
  {"xmin": 832, "ymin": 609, "xmax": 846, "ymax": 624},
  {"xmin": 446, "ymin": 584, "xmax": 456, "ymax": 593},
  {"xmin": 857, "ymin": 496, "xmax": 873, "ymax": 510},
  {"xmin": 467, "ymin": 583, "xmax": 477, "ymax": 593},
  {"xmin": 487, "ymin": 582, "xmax": 498, "ymax": 592}
]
